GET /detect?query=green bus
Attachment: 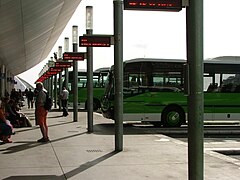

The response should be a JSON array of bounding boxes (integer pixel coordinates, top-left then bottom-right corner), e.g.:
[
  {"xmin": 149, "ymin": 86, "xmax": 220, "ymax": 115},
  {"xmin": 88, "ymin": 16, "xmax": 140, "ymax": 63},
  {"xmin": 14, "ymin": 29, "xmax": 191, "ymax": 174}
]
[
  {"xmin": 101, "ymin": 56, "xmax": 240, "ymax": 127},
  {"xmin": 67, "ymin": 67, "xmax": 109, "ymax": 110}
]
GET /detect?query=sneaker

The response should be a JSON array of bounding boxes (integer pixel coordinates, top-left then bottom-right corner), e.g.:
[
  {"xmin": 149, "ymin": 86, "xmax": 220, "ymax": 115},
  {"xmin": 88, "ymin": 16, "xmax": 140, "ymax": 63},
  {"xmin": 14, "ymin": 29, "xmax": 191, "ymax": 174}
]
[{"xmin": 37, "ymin": 137, "xmax": 50, "ymax": 143}]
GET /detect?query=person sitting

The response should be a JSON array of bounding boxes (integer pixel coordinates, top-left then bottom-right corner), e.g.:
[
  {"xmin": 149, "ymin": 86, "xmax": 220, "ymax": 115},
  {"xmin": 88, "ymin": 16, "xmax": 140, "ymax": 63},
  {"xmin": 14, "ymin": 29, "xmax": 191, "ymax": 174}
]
[
  {"xmin": 4, "ymin": 98, "xmax": 20, "ymax": 127},
  {"xmin": 0, "ymin": 100, "xmax": 13, "ymax": 143},
  {"xmin": 6, "ymin": 99, "xmax": 31, "ymax": 127}
]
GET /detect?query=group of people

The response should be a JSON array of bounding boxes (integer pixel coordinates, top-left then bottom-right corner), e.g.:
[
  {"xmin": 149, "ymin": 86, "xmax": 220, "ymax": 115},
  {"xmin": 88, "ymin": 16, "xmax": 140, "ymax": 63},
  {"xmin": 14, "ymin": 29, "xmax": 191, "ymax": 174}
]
[
  {"xmin": 0, "ymin": 82, "xmax": 69, "ymax": 144},
  {"xmin": 0, "ymin": 87, "xmax": 34, "ymax": 143}
]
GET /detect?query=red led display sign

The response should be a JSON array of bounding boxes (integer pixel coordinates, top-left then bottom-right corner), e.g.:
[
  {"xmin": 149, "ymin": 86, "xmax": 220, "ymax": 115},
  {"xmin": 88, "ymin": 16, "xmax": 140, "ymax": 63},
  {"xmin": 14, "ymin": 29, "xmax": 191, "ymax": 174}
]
[
  {"xmin": 47, "ymin": 72, "xmax": 58, "ymax": 75},
  {"xmin": 63, "ymin": 52, "xmax": 85, "ymax": 61},
  {"xmin": 49, "ymin": 67, "xmax": 62, "ymax": 72},
  {"xmin": 55, "ymin": 62, "xmax": 73, "ymax": 68},
  {"xmin": 79, "ymin": 35, "xmax": 112, "ymax": 47},
  {"xmin": 124, "ymin": 0, "xmax": 182, "ymax": 11}
]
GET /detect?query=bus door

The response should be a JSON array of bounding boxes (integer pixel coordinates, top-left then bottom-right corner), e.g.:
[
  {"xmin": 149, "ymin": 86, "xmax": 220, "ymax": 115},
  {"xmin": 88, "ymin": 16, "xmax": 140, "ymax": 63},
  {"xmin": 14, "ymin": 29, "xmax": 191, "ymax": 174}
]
[
  {"xmin": 204, "ymin": 75, "xmax": 215, "ymax": 121},
  {"xmin": 123, "ymin": 73, "xmax": 146, "ymax": 121},
  {"xmin": 211, "ymin": 73, "xmax": 240, "ymax": 121}
]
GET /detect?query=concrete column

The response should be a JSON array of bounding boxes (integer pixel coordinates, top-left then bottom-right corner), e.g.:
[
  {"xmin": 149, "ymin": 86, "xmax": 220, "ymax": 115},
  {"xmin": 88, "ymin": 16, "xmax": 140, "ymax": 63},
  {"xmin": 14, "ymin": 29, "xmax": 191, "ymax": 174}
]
[{"xmin": 1, "ymin": 65, "xmax": 6, "ymax": 97}]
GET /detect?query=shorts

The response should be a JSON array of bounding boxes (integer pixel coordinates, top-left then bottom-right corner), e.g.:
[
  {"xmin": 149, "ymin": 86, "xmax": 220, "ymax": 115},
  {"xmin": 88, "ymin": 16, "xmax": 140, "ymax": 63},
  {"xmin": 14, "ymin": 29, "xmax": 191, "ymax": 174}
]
[{"xmin": 36, "ymin": 106, "xmax": 47, "ymax": 126}]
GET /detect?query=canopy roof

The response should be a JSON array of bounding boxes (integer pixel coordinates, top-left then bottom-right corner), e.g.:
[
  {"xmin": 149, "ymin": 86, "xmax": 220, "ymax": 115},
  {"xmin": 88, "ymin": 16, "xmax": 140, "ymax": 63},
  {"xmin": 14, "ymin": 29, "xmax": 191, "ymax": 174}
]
[{"xmin": 0, "ymin": 0, "xmax": 82, "ymax": 75}]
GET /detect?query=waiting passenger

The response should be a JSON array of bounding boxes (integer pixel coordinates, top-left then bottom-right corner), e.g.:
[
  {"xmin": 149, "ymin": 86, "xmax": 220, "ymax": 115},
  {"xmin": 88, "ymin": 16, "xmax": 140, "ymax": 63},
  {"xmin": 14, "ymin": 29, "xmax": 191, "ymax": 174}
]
[
  {"xmin": 0, "ymin": 100, "xmax": 13, "ymax": 143},
  {"xmin": 4, "ymin": 98, "xmax": 20, "ymax": 127},
  {"xmin": 4, "ymin": 99, "xmax": 31, "ymax": 128}
]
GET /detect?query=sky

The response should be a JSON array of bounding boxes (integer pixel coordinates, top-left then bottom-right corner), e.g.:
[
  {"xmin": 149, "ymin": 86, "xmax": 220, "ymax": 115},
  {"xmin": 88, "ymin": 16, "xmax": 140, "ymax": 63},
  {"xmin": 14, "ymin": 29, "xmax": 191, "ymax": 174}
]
[{"xmin": 18, "ymin": 0, "xmax": 240, "ymax": 86}]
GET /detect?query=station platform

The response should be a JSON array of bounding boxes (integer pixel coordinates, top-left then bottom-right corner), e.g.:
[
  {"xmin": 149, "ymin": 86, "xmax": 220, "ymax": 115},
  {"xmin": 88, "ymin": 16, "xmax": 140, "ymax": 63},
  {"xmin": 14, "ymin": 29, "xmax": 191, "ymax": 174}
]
[{"xmin": 0, "ymin": 106, "xmax": 240, "ymax": 180}]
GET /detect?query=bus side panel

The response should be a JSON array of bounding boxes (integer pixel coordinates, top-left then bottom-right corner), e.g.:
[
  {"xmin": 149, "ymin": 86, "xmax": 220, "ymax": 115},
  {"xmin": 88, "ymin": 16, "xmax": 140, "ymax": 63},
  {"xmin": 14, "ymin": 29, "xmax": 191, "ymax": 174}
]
[
  {"xmin": 144, "ymin": 92, "xmax": 187, "ymax": 113},
  {"xmin": 123, "ymin": 113, "xmax": 145, "ymax": 121},
  {"xmin": 204, "ymin": 92, "xmax": 240, "ymax": 121},
  {"xmin": 123, "ymin": 91, "xmax": 146, "ymax": 121}
]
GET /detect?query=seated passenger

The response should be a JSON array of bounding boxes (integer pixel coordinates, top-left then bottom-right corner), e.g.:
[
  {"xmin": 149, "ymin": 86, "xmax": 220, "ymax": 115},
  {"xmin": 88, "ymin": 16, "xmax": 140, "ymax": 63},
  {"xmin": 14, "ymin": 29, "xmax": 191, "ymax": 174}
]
[
  {"xmin": 4, "ymin": 98, "xmax": 20, "ymax": 127},
  {"xmin": 7, "ymin": 99, "xmax": 31, "ymax": 127},
  {"xmin": 0, "ymin": 100, "xmax": 13, "ymax": 143}
]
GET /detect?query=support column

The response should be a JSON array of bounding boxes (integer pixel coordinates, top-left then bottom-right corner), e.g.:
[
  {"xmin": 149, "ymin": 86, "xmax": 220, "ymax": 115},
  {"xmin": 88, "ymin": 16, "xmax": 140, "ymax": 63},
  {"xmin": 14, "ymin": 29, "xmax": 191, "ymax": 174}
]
[
  {"xmin": 114, "ymin": 0, "xmax": 123, "ymax": 151},
  {"xmin": 58, "ymin": 46, "xmax": 63, "ymax": 110},
  {"xmin": 86, "ymin": 6, "xmax": 94, "ymax": 133},
  {"xmin": 186, "ymin": 0, "xmax": 204, "ymax": 179},
  {"xmin": 54, "ymin": 74, "xmax": 58, "ymax": 108},
  {"xmin": 1, "ymin": 65, "xmax": 6, "ymax": 97},
  {"xmin": 64, "ymin": 37, "xmax": 70, "ymax": 89},
  {"xmin": 72, "ymin": 26, "xmax": 78, "ymax": 122}
]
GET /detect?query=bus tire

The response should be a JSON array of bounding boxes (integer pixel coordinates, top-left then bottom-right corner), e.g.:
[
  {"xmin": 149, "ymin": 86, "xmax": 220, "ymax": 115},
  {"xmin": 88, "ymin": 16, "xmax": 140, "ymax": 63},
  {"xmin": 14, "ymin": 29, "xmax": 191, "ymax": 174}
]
[{"xmin": 161, "ymin": 105, "xmax": 185, "ymax": 127}]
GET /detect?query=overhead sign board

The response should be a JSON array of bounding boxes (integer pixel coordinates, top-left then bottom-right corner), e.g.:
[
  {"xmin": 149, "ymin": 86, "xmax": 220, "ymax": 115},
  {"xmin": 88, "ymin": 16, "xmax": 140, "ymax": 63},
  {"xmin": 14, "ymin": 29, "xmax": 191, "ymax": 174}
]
[
  {"xmin": 63, "ymin": 52, "xmax": 85, "ymax": 61},
  {"xmin": 79, "ymin": 35, "xmax": 112, "ymax": 47},
  {"xmin": 124, "ymin": 0, "xmax": 182, "ymax": 11},
  {"xmin": 49, "ymin": 67, "xmax": 62, "ymax": 72},
  {"xmin": 46, "ymin": 71, "xmax": 58, "ymax": 76},
  {"xmin": 55, "ymin": 62, "xmax": 73, "ymax": 68}
]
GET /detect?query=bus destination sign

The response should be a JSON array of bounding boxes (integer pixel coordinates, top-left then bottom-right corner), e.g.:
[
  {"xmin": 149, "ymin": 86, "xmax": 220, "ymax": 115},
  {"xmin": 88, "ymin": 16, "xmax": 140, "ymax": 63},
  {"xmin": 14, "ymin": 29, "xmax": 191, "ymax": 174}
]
[
  {"xmin": 79, "ymin": 35, "xmax": 112, "ymax": 47},
  {"xmin": 124, "ymin": 0, "xmax": 182, "ymax": 11},
  {"xmin": 63, "ymin": 52, "xmax": 85, "ymax": 61}
]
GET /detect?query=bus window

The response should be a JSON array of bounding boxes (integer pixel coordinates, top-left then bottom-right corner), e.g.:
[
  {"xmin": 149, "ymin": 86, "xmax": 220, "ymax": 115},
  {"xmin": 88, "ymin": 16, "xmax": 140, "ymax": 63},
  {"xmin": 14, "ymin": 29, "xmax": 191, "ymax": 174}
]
[
  {"xmin": 153, "ymin": 76, "xmax": 164, "ymax": 87},
  {"xmin": 219, "ymin": 74, "xmax": 240, "ymax": 92},
  {"xmin": 153, "ymin": 73, "xmax": 182, "ymax": 88},
  {"xmin": 126, "ymin": 73, "xmax": 146, "ymax": 87},
  {"xmin": 129, "ymin": 75, "xmax": 138, "ymax": 87}
]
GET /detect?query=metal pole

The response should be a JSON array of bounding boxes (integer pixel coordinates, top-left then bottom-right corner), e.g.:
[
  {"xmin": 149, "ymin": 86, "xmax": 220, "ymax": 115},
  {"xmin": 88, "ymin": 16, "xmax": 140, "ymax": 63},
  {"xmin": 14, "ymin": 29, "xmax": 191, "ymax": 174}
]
[
  {"xmin": 113, "ymin": 0, "xmax": 123, "ymax": 151},
  {"xmin": 58, "ymin": 72, "xmax": 62, "ymax": 110},
  {"xmin": 54, "ymin": 74, "xmax": 57, "ymax": 108},
  {"xmin": 186, "ymin": 0, "xmax": 204, "ymax": 179},
  {"xmin": 72, "ymin": 26, "xmax": 78, "ymax": 122},
  {"xmin": 64, "ymin": 37, "xmax": 70, "ymax": 89},
  {"xmin": 50, "ymin": 76, "xmax": 53, "ymax": 98},
  {"xmin": 64, "ymin": 37, "xmax": 70, "ymax": 110},
  {"xmin": 4, "ymin": 70, "xmax": 8, "ymax": 94},
  {"xmin": 58, "ymin": 46, "xmax": 63, "ymax": 110},
  {"xmin": 48, "ymin": 78, "xmax": 51, "ymax": 93},
  {"xmin": 86, "ymin": 6, "xmax": 93, "ymax": 133}
]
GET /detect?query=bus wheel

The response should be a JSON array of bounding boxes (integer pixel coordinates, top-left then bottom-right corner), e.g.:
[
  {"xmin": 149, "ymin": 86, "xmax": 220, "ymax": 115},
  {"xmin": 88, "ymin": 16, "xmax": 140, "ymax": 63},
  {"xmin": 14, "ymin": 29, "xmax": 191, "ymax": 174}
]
[{"xmin": 161, "ymin": 106, "xmax": 185, "ymax": 127}]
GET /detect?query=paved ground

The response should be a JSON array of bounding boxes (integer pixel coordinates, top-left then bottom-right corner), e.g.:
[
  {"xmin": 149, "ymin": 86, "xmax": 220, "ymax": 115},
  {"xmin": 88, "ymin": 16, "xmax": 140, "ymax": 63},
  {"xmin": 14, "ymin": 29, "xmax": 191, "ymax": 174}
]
[{"xmin": 0, "ymin": 106, "xmax": 240, "ymax": 179}]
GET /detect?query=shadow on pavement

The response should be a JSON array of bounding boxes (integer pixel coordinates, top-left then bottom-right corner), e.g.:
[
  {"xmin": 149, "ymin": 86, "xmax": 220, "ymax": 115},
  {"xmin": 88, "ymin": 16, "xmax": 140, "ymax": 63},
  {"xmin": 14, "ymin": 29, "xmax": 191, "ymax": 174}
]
[
  {"xmin": 93, "ymin": 123, "xmax": 157, "ymax": 135},
  {"xmin": 15, "ymin": 121, "xmax": 75, "ymax": 133},
  {"xmin": 48, "ymin": 115, "xmax": 66, "ymax": 119},
  {"xmin": 64, "ymin": 151, "xmax": 119, "ymax": 179},
  {"xmin": 2, "ymin": 175, "xmax": 62, "ymax": 180},
  {"xmin": 2, "ymin": 150, "xmax": 119, "ymax": 180},
  {"xmin": 0, "ymin": 132, "xmax": 87, "ymax": 154}
]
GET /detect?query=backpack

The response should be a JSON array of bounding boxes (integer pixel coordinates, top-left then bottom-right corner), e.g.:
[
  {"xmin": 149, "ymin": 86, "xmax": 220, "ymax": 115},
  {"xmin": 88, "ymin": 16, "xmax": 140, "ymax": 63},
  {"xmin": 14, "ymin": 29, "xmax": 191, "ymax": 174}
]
[{"xmin": 44, "ymin": 92, "xmax": 53, "ymax": 111}]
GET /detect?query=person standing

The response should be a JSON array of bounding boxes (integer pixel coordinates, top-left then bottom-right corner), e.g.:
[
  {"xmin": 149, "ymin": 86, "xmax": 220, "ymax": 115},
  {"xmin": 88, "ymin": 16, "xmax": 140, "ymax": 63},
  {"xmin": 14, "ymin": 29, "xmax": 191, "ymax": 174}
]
[
  {"xmin": 35, "ymin": 82, "xmax": 49, "ymax": 142},
  {"xmin": 60, "ymin": 87, "xmax": 69, "ymax": 116},
  {"xmin": 26, "ymin": 88, "xmax": 34, "ymax": 108}
]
